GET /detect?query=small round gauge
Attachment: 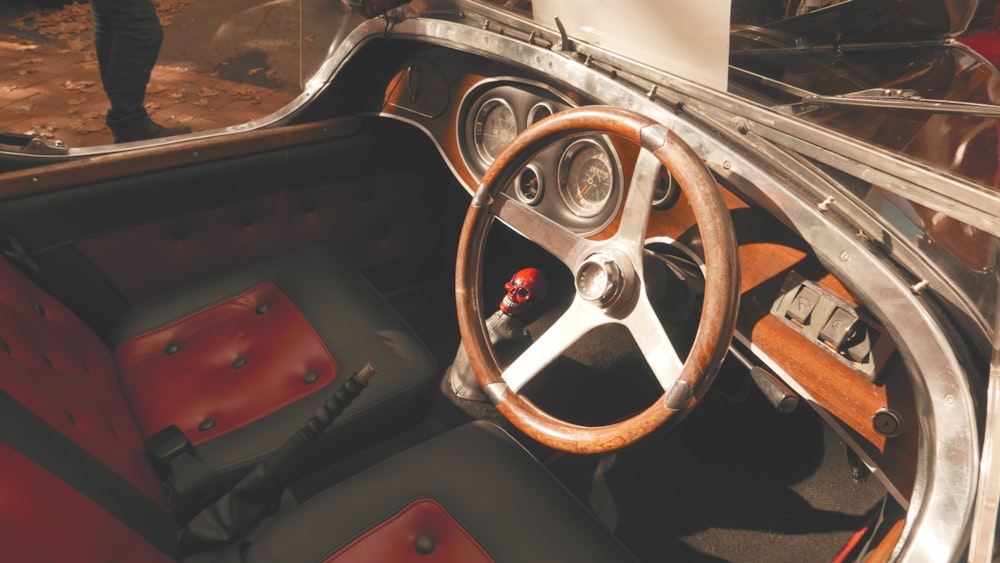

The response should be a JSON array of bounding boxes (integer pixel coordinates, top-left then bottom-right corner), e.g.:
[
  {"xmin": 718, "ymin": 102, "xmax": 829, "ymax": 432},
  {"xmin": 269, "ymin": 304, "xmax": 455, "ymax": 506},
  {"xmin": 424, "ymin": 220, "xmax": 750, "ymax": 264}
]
[
  {"xmin": 473, "ymin": 98, "xmax": 517, "ymax": 165},
  {"xmin": 515, "ymin": 164, "xmax": 544, "ymax": 205},
  {"xmin": 558, "ymin": 138, "xmax": 616, "ymax": 218},
  {"xmin": 652, "ymin": 166, "xmax": 680, "ymax": 210},
  {"xmin": 527, "ymin": 102, "xmax": 554, "ymax": 126}
]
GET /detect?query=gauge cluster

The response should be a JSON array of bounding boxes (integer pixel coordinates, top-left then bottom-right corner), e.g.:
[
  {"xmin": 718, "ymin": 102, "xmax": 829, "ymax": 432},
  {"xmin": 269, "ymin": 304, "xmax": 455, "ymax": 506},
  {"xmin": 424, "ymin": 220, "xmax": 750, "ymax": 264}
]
[{"xmin": 460, "ymin": 80, "xmax": 623, "ymax": 235}]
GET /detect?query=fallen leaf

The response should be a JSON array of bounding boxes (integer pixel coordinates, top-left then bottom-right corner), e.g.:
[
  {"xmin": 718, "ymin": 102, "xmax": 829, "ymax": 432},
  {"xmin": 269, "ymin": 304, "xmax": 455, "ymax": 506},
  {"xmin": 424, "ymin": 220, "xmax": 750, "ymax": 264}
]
[{"xmin": 64, "ymin": 79, "xmax": 96, "ymax": 91}]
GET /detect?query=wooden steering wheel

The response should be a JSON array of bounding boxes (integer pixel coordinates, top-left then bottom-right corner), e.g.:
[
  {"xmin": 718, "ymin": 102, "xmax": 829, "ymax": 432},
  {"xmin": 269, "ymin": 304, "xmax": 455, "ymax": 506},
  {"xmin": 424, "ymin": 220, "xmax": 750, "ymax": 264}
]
[{"xmin": 456, "ymin": 106, "xmax": 740, "ymax": 454}]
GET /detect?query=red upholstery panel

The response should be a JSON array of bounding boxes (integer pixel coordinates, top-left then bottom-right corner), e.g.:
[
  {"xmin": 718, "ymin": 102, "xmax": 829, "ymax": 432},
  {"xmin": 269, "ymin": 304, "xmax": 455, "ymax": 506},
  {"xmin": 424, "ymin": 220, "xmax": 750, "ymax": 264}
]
[
  {"xmin": 0, "ymin": 260, "xmax": 166, "ymax": 506},
  {"xmin": 326, "ymin": 499, "xmax": 495, "ymax": 563},
  {"xmin": 0, "ymin": 444, "xmax": 174, "ymax": 562},
  {"xmin": 115, "ymin": 282, "xmax": 338, "ymax": 445},
  {"xmin": 77, "ymin": 172, "xmax": 439, "ymax": 302}
]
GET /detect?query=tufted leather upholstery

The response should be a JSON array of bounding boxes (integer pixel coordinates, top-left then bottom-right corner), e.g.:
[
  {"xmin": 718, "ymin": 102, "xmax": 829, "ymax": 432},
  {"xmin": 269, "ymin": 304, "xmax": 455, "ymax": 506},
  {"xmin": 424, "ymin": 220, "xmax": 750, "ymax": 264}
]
[
  {"xmin": 110, "ymin": 245, "xmax": 439, "ymax": 473},
  {"xmin": 0, "ymin": 257, "xmax": 167, "ymax": 505},
  {"xmin": 76, "ymin": 171, "xmax": 439, "ymax": 302},
  {"xmin": 115, "ymin": 281, "xmax": 340, "ymax": 445},
  {"xmin": 0, "ymin": 248, "xmax": 636, "ymax": 562}
]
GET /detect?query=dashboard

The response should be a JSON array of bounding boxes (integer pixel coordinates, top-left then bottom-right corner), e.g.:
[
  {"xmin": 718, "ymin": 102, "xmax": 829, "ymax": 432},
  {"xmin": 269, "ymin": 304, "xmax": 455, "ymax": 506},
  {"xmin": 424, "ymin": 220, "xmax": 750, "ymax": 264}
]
[{"xmin": 457, "ymin": 80, "xmax": 680, "ymax": 235}]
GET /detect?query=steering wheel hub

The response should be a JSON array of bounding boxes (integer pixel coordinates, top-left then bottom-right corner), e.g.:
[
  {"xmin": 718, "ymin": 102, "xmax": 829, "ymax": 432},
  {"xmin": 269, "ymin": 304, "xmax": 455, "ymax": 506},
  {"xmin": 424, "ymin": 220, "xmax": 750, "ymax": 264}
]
[{"xmin": 575, "ymin": 253, "xmax": 624, "ymax": 306}]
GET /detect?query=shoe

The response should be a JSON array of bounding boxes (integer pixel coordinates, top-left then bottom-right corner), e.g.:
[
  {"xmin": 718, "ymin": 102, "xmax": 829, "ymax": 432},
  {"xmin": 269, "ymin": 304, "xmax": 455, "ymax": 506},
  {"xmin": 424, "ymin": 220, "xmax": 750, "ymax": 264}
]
[{"xmin": 113, "ymin": 121, "xmax": 192, "ymax": 144}]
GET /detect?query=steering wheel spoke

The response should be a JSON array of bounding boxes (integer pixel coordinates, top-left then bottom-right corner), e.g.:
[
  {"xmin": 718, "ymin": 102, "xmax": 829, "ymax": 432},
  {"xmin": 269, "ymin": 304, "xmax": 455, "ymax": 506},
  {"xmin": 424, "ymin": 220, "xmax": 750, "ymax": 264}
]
[
  {"xmin": 622, "ymin": 295, "xmax": 685, "ymax": 392},
  {"xmin": 494, "ymin": 193, "xmax": 593, "ymax": 267},
  {"xmin": 502, "ymin": 297, "xmax": 603, "ymax": 393},
  {"xmin": 611, "ymin": 148, "xmax": 661, "ymax": 250}
]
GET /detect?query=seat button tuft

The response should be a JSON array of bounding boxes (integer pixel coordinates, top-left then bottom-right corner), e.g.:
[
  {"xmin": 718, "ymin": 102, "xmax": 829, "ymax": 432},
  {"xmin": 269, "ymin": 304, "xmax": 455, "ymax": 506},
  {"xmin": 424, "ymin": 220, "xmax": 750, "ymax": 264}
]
[
  {"xmin": 239, "ymin": 212, "xmax": 254, "ymax": 226},
  {"xmin": 414, "ymin": 533, "xmax": 436, "ymax": 555},
  {"xmin": 165, "ymin": 342, "xmax": 181, "ymax": 355},
  {"xmin": 232, "ymin": 357, "xmax": 248, "ymax": 369},
  {"xmin": 301, "ymin": 199, "xmax": 316, "ymax": 213},
  {"xmin": 34, "ymin": 303, "xmax": 45, "ymax": 317},
  {"xmin": 171, "ymin": 226, "xmax": 187, "ymax": 241},
  {"xmin": 64, "ymin": 411, "xmax": 76, "ymax": 425},
  {"xmin": 303, "ymin": 371, "xmax": 318, "ymax": 384},
  {"xmin": 198, "ymin": 419, "xmax": 216, "ymax": 432},
  {"xmin": 0, "ymin": 340, "xmax": 9, "ymax": 354},
  {"xmin": 41, "ymin": 354, "xmax": 52, "ymax": 367},
  {"xmin": 255, "ymin": 303, "xmax": 270, "ymax": 315}
]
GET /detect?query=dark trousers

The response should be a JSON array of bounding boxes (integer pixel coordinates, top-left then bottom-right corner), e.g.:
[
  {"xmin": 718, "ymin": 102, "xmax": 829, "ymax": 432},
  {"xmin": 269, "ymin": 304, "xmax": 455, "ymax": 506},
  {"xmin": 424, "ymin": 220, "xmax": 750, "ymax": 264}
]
[{"xmin": 90, "ymin": 0, "xmax": 164, "ymax": 133}]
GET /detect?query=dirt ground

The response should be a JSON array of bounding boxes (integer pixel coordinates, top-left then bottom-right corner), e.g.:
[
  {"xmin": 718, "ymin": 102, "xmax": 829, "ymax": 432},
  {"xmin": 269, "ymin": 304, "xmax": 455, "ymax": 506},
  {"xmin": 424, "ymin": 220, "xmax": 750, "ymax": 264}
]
[{"xmin": 0, "ymin": 0, "xmax": 349, "ymax": 148}]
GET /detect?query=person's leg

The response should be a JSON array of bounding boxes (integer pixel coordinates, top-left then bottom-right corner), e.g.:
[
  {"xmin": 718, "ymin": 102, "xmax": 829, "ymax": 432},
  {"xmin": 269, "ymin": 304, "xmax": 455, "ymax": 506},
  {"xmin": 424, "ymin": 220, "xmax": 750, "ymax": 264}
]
[
  {"xmin": 91, "ymin": 0, "xmax": 188, "ymax": 141},
  {"xmin": 89, "ymin": 0, "xmax": 112, "ymax": 86}
]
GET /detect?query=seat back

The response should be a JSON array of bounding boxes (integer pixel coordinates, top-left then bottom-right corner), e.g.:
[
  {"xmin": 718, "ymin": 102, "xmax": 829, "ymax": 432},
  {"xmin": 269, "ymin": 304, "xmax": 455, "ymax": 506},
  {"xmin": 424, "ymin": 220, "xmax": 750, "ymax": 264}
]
[{"xmin": 0, "ymin": 259, "xmax": 177, "ymax": 560}]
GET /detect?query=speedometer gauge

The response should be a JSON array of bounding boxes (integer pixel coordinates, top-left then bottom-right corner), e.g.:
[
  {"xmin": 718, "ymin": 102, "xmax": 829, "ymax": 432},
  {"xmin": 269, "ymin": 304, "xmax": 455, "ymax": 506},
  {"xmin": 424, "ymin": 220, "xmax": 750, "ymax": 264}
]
[
  {"xmin": 473, "ymin": 98, "xmax": 516, "ymax": 165},
  {"xmin": 558, "ymin": 138, "xmax": 616, "ymax": 218}
]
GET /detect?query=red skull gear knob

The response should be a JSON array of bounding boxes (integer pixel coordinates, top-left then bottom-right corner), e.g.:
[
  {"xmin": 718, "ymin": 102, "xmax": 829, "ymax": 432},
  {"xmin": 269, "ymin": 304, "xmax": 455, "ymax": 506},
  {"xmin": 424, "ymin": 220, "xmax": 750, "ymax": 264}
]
[{"xmin": 500, "ymin": 267, "xmax": 549, "ymax": 315}]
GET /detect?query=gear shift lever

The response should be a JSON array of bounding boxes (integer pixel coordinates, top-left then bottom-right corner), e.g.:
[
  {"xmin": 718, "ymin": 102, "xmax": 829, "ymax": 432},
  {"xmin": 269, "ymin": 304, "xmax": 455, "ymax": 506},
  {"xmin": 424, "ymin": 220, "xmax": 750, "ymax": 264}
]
[{"xmin": 445, "ymin": 267, "xmax": 548, "ymax": 402}]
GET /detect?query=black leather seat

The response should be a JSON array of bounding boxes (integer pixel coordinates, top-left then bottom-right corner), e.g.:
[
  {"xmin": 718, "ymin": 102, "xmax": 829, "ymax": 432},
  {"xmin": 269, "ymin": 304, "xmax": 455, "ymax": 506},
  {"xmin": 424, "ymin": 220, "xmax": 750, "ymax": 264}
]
[
  {"xmin": 109, "ymin": 245, "xmax": 438, "ymax": 475},
  {"xmin": 0, "ymin": 245, "xmax": 636, "ymax": 561},
  {"xmin": 227, "ymin": 422, "xmax": 636, "ymax": 563}
]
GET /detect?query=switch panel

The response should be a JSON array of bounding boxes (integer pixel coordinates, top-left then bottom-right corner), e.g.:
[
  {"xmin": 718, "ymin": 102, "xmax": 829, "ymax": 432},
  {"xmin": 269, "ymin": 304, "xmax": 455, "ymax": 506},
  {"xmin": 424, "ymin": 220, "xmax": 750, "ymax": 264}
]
[{"xmin": 771, "ymin": 272, "xmax": 895, "ymax": 383}]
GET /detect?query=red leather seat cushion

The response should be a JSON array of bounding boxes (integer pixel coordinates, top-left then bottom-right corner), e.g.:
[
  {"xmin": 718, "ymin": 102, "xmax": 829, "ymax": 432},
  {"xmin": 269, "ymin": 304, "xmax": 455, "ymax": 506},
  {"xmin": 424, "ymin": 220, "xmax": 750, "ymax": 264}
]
[
  {"xmin": 327, "ymin": 499, "xmax": 494, "ymax": 563},
  {"xmin": 0, "ymin": 259, "xmax": 166, "ymax": 505},
  {"xmin": 0, "ymin": 444, "xmax": 173, "ymax": 563},
  {"xmin": 116, "ymin": 282, "xmax": 338, "ymax": 445}
]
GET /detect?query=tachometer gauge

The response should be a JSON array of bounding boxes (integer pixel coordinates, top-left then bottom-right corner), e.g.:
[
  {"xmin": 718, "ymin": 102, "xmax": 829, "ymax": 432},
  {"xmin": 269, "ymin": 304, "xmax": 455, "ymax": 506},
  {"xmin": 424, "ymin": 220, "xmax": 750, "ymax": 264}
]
[
  {"xmin": 558, "ymin": 138, "xmax": 616, "ymax": 218},
  {"xmin": 473, "ymin": 98, "xmax": 517, "ymax": 164}
]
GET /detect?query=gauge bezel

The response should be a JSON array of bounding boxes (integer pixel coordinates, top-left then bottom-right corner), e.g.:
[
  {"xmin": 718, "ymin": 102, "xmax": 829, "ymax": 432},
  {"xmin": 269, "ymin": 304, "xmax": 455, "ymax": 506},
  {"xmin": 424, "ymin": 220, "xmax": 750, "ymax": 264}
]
[
  {"xmin": 526, "ymin": 102, "xmax": 555, "ymax": 126},
  {"xmin": 472, "ymin": 97, "xmax": 516, "ymax": 166},
  {"xmin": 652, "ymin": 165, "xmax": 681, "ymax": 210},
  {"xmin": 557, "ymin": 137, "xmax": 619, "ymax": 219},
  {"xmin": 515, "ymin": 163, "xmax": 545, "ymax": 206}
]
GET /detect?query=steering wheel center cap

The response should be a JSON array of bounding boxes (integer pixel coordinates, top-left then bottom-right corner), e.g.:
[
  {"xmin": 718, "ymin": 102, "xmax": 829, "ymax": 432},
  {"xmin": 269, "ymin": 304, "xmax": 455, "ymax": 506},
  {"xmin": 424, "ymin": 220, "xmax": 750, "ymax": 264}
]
[{"xmin": 576, "ymin": 254, "xmax": 624, "ymax": 305}]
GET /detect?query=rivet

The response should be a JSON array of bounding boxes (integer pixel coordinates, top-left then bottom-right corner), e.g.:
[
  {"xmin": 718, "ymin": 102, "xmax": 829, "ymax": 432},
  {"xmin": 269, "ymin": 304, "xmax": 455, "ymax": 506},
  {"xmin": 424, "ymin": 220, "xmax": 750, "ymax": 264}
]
[
  {"xmin": 165, "ymin": 342, "xmax": 181, "ymax": 355},
  {"xmin": 303, "ymin": 371, "xmax": 319, "ymax": 384},
  {"xmin": 0, "ymin": 340, "xmax": 9, "ymax": 354},
  {"xmin": 239, "ymin": 212, "xmax": 254, "ymax": 226},
  {"xmin": 232, "ymin": 357, "xmax": 248, "ymax": 369},
  {"xmin": 255, "ymin": 303, "xmax": 270, "ymax": 315},
  {"xmin": 34, "ymin": 303, "xmax": 45, "ymax": 317},
  {"xmin": 198, "ymin": 419, "xmax": 215, "ymax": 432},
  {"xmin": 414, "ymin": 533, "xmax": 436, "ymax": 555}
]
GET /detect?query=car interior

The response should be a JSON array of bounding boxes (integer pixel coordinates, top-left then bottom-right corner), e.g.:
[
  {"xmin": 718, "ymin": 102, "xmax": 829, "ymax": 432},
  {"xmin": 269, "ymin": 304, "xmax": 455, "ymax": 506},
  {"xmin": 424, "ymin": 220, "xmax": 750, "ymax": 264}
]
[{"xmin": 0, "ymin": 1, "xmax": 995, "ymax": 562}]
